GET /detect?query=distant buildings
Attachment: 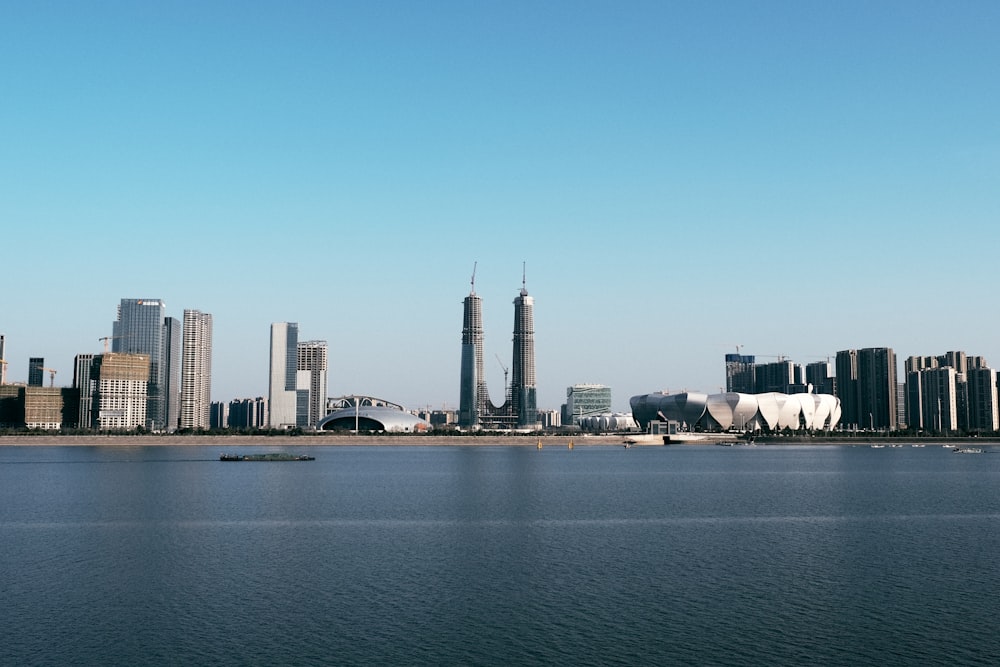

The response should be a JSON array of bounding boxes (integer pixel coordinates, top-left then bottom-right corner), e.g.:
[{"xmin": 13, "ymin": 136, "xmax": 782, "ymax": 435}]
[
  {"xmin": 28, "ymin": 357, "xmax": 44, "ymax": 387},
  {"xmin": 268, "ymin": 323, "xmax": 327, "ymax": 429},
  {"xmin": 228, "ymin": 397, "xmax": 269, "ymax": 430},
  {"xmin": 562, "ymin": 384, "xmax": 612, "ymax": 426},
  {"xmin": 91, "ymin": 353, "xmax": 150, "ymax": 431},
  {"xmin": 905, "ymin": 352, "xmax": 997, "ymax": 434},
  {"xmin": 73, "ymin": 353, "xmax": 95, "ymax": 428},
  {"xmin": 112, "ymin": 299, "xmax": 174, "ymax": 431},
  {"xmin": 180, "ymin": 309, "xmax": 213, "ymax": 430},
  {"xmin": 458, "ymin": 268, "xmax": 538, "ymax": 430},
  {"xmin": 297, "ymin": 340, "xmax": 328, "ymax": 428}
]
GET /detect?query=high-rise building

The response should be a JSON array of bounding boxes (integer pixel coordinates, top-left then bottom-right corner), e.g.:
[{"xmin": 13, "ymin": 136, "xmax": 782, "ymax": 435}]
[
  {"xmin": 92, "ymin": 353, "xmax": 150, "ymax": 431},
  {"xmin": 297, "ymin": 340, "xmax": 328, "ymax": 428},
  {"xmin": 458, "ymin": 268, "xmax": 539, "ymax": 430},
  {"xmin": 268, "ymin": 322, "xmax": 299, "ymax": 429},
  {"xmin": 73, "ymin": 353, "xmax": 95, "ymax": 429},
  {"xmin": 725, "ymin": 354, "xmax": 756, "ymax": 393},
  {"xmin": 563, "ymin": 384, "xmax": 611, "ymax": 425},
  {"xmin": 28, "ymin": 357, "xmax": 44, "ymax": 387},
  {"xmin": 511, "ymin": 276, "xmax": 537, "ymax": 428},
  {"xmin": 458, "ymin": 277, "xmax": 486, "ymax": 429},
  {"xmin": 209, "ymin": 401, "xmax": 228, "ymax": 429},
  {"xmin": 919, "ymin": 366, "xmax": 959, "ymax": 432},
  {"xmin": 180, "ymin": 309, "xmax": 212, "ymax": 430},
  {"xmin": 0, "ymin": 334, "xmax": 7, "ymax": 385},
  {"xmin": 113, "ymin": 298, "xmax": 167, "ymax": 431},
  {"xmin": 163, "ymin": 316, "xmax": 182, "ymax": 432},
  {"xmin": 229, "ymin": 397, "xmax": 269, "ymax": 430},
  {"xmin": 836, "ymin": 347, "xmax": 897, "ymax": 430},
  {"xmin": 967, "ymin": 367, "xmax": 999, "ymax": 433},
  {"xmin": 834, "ymin": 350, "xmax": 859, "ymax": 428},
  {"xmin": 806, "ymin": 360, "xmax": 835, "ymax": 395}
]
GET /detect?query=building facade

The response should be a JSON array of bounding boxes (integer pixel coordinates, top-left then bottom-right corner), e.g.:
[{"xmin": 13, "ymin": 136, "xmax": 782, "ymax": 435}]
[
  {"xmin": 297, "ymin": 340, "xmax": 328, "ymax": 428},
  {"xmin": 163, "ymin": 316, "xmax": 182, "ymax": 432},
  {"xmin": 510, "ymin": 280, "xmax": 537, "ymax": 428},
  {"xmin": 28, "ymin": 357, "xmax": 44, "ymax": 387},
  {"xmin": 229, "ymin": 397, "xmax": 269, "ymax": 430},
  {"xmin": 73, "ymin": 353, "xmax": 95, "ymax": 428},
  {"xmin": 268, "ymin": 322, "xmax": 299, "ymax": 429},
  {"xmin": 180, "ymin": 309, "xmax": 213, "ymax": 430},
  {"xmin": 92, "ymin": 353, "xmax": 150, "ymax": 431},
  {"xmin": 563, "ymin": 384, "xmax": 612, "ymax": 425},
  {"xmin": 112, "ymin": 298, "xmax": 167, "ymax": 431}
]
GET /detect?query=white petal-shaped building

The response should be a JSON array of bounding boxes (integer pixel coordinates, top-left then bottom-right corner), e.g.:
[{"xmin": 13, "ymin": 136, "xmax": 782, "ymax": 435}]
[{"xmin": 630, "ymin": 391, "xmax": 841, "ymax": 433}]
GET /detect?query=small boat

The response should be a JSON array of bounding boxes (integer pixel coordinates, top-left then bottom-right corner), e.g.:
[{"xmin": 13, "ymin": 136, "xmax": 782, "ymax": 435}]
[
  {"xmin": 220, "ymin": 453, "xmax": 315, "ymax": 462},
  {"xmin": 953, "ymin": 447, "xmax": 984, "ymax": 454}
]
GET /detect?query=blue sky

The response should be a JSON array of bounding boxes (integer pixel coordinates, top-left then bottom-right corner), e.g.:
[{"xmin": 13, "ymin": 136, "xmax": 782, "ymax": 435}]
[{"xmin": 2, "ymin": 1, "xmax": 998, "ymax": 413}]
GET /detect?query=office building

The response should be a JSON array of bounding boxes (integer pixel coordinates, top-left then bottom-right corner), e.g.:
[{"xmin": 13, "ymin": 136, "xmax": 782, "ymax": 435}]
[
  {"xmin": 0, "ymin": 334, "xmax": 7, "ymax": 385},
  {"xmin": 563, "ymin": 384, "xmax": 612, "ymax": 425},
  {"xmin": 458, "ymin": 267, "xmax": 538, "ymax": 430},
  {"xmin": 180, "ymin": 309, "xmax": 213, "ymax": 430},
  {"xmin": 28, "ymin": 357, "xmax": 44, "ymax": 387},
  {"xmin": 269, "ymin": 322, "xmax": 299, "ymax": 429},
  {"xmin": 458, "ymin": 270, "xmax": 486, "ymax": 428},
  {"xmin": 92, "ymin": 353, "xmax": 150, "ymax": 431},
  {"xmin": 510, "ymin": 275, "xmax": 537, "ymax": 428},
  {"xmin": 725, "ymin": 353, "xmax": 755, "ymax": 393},
  {"xmin": 297, "ymin": 340, "xmax": 328, "ymax": 428},
  {"xmin": 112, "ymin": 298, "xmax": 167, "ymax": 431},
  {"xmin": 163, "ymin": 316, "xmax": 182, "ymax": 432},
  {"xmin": 74, "ymin": 353, "xmax": 95, "ymax": 428}
]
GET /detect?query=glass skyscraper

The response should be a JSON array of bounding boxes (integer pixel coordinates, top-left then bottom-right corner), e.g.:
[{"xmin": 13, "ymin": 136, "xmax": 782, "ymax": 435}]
[{"xmin": 113, "ymin": 298, "xmax": 167, "ymax": 431}]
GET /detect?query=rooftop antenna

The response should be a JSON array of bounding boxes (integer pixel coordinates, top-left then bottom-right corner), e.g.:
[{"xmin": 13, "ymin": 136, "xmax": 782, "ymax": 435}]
[
  {"xmin": 470, "ymin": 261, "xmax": 477, "ymax": 295},
  {"xmin": 520, "ymin": 261, "xmax": 528, "ymax": 296}
]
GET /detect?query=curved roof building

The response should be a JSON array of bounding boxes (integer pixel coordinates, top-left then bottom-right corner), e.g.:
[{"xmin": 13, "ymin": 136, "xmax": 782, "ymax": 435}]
[
  {"xmin": 630, "ymin": 391, "xmax": 841, "ymax": 433},
  {"xmin": 317, "ymin": 401, "xmax": 432, "ymax": 433}
]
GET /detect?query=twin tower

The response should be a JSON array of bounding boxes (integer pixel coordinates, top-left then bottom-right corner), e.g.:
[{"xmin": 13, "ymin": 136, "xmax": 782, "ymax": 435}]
[{"xmin": 459, "ymin": 266, "xmax": 537, "ymax": 430}]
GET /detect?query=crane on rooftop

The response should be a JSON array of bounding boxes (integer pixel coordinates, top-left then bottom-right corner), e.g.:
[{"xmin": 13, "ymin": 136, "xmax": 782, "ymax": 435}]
[
  {"xmin": 99, "ymin": 336, "xmax": 122, "ymax": 353},
  {"xmin": 40, "ymin": 367, "xmax": 57, "ymax": 387}
]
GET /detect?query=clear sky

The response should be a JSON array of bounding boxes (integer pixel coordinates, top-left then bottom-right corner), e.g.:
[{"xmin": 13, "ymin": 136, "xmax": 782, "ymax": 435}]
[{"xmin": 2, "ymin": 1, "xmax": 998, "ymax": 413}]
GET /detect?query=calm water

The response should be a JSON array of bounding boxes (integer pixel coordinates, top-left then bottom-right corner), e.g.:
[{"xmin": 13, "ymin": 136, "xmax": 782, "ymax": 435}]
[{"xmin": 3, "ymin": 443, "xmax": 1000, "ymax": 666}]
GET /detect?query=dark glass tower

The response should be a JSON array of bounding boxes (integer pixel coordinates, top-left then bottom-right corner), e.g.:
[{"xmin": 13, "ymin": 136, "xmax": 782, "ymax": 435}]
[
  {"xmin": 113, "ymin": 298, "xmax": 167, "ymax": 431},
  {"xmin": 458, "ymin": 275, "xmax": 485, "ymax": 428},
  {"xmin": 511, "ymin": 280, "xmax": 536, "ymax": 428}
]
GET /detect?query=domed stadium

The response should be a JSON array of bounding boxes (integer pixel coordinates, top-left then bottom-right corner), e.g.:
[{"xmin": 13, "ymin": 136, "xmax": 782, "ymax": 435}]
[
  {"xmin": 630, "ymin": 391, "xmax": 841, "ymax": 433},
  {"xmin": 317, "ymin": 396, "xmax": 432, "ymax": 433}
]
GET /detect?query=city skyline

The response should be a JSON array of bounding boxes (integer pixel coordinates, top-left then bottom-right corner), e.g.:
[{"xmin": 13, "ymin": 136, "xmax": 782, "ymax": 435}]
[{"xmin": 3, "ymin": 2, "xmax": 998, "ymax": 412}]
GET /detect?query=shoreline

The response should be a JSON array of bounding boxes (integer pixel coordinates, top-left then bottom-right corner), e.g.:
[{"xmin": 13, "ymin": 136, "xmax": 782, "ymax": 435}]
[
  {"xmin": 0, "ymin": 434, "xmax": 631, "ymax": 447},
  {"xmin": 1, "ymin": 434, "xmax": 998, "ymax": 447}
]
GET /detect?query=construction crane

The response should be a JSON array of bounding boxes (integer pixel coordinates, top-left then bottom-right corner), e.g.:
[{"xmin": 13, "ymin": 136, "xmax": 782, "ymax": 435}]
[
  {"xmin": 99, "ymin": 336, "xmax": 122, "ymax": 353},
  {"xmin": 40, "ymin": 367, "xmax": 57, "ymax": 387},
  {"xmin": 495, "ymin": 354, "xmax": 509, "ymax": 401}
]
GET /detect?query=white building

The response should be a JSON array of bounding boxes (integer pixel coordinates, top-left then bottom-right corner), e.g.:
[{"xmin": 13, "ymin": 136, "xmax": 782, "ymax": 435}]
[
  {"xmin": 268, "ymin": 322, "xmax": 299, "ymax": 429},
  {"xmin": 297, "ymin": 340, "xmax": 328, "ymax": 428},
  {"xmin": 180, "ymin": 309, "xmax": 213, "ymax": 430}
]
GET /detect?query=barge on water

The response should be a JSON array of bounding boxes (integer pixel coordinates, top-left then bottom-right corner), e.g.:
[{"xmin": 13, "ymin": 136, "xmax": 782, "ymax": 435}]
[{"xmin": 220, "ymin": 453, "xmax": 315, "ymax": 462}]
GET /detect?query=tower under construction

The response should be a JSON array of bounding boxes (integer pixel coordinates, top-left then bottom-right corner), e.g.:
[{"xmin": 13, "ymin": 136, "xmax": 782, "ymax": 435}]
[{"xmin": 458, "ymin": 265, "xmax": 538, "ymax": 430}]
